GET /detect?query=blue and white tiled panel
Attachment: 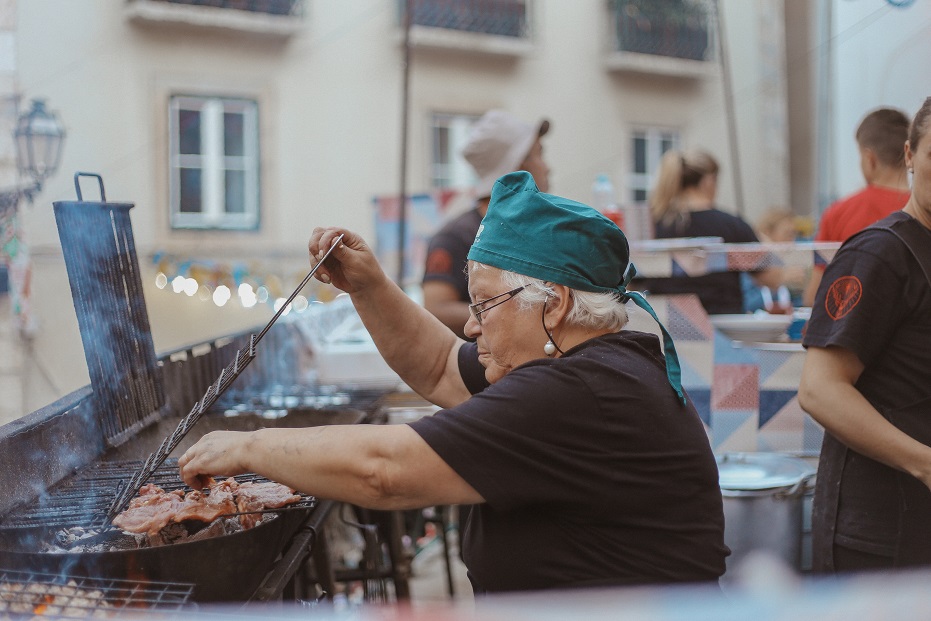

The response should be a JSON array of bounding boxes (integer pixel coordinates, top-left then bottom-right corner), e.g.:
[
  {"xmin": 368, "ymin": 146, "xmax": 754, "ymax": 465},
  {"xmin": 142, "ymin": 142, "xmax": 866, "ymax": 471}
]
[{"xmin": 625, "ymin": 293, "xmax": 824, "ymax": 456}]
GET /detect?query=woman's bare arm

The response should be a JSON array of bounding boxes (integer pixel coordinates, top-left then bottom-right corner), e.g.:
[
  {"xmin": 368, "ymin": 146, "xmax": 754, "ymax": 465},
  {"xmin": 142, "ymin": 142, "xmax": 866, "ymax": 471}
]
[{"xmin": 799, "ymin": 346, "xmax": 931, "ymax": 488}]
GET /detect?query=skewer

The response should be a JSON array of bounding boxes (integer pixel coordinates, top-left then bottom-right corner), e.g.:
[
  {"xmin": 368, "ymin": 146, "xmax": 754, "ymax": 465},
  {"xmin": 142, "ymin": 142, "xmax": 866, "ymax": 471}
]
[{"xmin": 105, "ymin": 235, "xmax": 343, "ymax": 522}]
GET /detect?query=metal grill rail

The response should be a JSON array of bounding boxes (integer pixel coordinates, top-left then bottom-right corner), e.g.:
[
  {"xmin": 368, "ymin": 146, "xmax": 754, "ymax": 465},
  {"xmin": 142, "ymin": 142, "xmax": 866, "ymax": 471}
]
[{"xmin": 0, "ymin": 568, "xmax": 194, "ymax": 617}]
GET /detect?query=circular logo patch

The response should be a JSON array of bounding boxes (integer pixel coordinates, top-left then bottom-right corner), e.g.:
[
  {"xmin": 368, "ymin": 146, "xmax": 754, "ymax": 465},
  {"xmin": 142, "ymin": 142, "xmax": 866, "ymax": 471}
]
[
  {"xmin": 425, "ymin": 248, "xmax": 454, "ymax": 276},
  {"xmin": 825, "ymin": 275, "xmax": 863, "ymax": 320}
]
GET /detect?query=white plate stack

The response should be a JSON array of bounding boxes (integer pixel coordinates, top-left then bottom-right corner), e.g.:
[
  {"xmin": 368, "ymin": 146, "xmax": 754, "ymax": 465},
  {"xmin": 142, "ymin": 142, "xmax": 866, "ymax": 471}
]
[{"xmin": 710, "ymin": 313, "xmax": 794, "ymax": 342}]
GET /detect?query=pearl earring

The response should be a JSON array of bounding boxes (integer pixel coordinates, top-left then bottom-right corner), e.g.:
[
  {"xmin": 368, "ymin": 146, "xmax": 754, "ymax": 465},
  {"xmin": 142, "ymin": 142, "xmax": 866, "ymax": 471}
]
[{"xmin": 544, "ymin": 341, "xmax": 557, "ymax": 356}]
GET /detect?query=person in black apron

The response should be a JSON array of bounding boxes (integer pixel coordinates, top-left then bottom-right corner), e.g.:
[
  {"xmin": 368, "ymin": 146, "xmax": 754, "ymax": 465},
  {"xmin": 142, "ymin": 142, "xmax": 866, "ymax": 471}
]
[{"xmin": 799, "ymin": 96, "xmax": 931, "ymax": 572}]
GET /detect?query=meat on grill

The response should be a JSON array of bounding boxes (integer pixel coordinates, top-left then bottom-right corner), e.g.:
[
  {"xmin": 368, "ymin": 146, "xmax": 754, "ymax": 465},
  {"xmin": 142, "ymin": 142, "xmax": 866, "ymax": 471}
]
[
  {"xmin": 111, "ymin": 483, "xmax": 185, "ymax": 537},
  {"xmin": 113, "ymin": 478, "xmax": 300, "ymax": 537},
  {"xmin": 235, "ymin": 481, "xmax": 301, "ymax": 530}
]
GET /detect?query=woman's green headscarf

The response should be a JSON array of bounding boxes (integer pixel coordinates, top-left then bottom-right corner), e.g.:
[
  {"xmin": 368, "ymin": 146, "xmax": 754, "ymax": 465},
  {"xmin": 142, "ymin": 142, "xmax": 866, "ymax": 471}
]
[{"xmin": 467, "ymin": 171, "xmax": 685, "ymax": 404}]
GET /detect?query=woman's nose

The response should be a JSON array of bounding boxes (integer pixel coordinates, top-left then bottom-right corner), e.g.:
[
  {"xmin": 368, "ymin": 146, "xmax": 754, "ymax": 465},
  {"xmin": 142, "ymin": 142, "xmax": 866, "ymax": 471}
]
[{"xmin": 464, "ymin": 313, "xmax": 481, "ymax": 339}]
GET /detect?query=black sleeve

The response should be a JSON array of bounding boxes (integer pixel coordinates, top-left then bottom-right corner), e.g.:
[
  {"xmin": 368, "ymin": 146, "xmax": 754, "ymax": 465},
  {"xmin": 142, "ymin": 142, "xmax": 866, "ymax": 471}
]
[
  {"xmin": 422, "ymin": 230, "xmax": 470, "ymax": 301},
  {"xmin": 458, "ymin": 342, "xmax": 490, "ymax": 394},
  {"xmin": 803, "ymin": 232, "xmax": 910, "ymax": 365},
  {"xmin": 728, "ymin": 216, "xmax": 759, "ymax": 243}
]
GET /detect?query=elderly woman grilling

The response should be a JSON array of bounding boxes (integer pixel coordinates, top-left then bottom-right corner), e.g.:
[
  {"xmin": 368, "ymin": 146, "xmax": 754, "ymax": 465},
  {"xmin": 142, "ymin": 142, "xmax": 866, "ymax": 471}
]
[{"xmin": 179, "ymin": 172, "xmax": 728, "ymax": 592}]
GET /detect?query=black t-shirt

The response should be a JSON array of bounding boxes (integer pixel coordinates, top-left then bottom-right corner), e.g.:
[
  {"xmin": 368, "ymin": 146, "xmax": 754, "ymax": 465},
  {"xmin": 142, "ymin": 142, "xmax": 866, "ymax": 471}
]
[
  {"xmin": 637, "ymin": 209, "xmax": 759, "ymax": 315},
  {"xmin": 422, "ymin": 208, "xmax": 484, "ymax": 303},
  {"xmin": 408, "ymin": 332, "xmax": 728, "ymax": 593},
  {"xmin": 803, "ymin": 212, "xmax": 931, "ymax": 554}
]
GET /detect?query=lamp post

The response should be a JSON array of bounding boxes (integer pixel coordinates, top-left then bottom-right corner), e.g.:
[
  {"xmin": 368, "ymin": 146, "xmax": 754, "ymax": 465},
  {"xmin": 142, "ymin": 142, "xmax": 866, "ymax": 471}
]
[{"xmin": 10, "ymin": 98, "xmax": 66, "ymax": 204}]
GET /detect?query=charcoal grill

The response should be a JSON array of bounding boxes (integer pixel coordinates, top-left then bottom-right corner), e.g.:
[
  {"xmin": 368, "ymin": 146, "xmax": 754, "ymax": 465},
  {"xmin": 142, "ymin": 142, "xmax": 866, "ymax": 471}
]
[
  {"xmin": 0, "ymin": 568, "xmax": 194, "ymax": 618},
  {"xmin": 0, "ymin": 173, "xmax": 395, "ymax": 603}
]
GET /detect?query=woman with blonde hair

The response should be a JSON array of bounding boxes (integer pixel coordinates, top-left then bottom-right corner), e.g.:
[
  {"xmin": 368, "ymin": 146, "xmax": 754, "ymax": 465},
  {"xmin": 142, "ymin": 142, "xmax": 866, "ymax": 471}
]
[{"xmin": 638, "ymin": 149, "xmax": 782, "ymax": 315}]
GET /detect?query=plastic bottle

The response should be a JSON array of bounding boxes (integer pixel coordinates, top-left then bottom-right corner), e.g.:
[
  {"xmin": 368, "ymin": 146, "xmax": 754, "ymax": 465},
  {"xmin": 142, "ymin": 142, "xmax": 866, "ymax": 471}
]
[
  {"xmin": 592, "ymin": 174, "xmax": 615, "ymax": 212},
  {"xmin": 592, "ymin": 174, "xmax": 624, "ymax": 229}
]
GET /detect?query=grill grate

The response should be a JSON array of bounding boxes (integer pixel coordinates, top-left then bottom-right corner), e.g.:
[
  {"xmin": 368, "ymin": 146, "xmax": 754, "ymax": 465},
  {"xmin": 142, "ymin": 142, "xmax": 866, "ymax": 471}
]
[
  {"xmin": 0, "ymin": 459, "xmax": 315, "ymax": 532},
  {"xmin": 0, "ymin": 568, "xmax": 194, "ymax": 617}
]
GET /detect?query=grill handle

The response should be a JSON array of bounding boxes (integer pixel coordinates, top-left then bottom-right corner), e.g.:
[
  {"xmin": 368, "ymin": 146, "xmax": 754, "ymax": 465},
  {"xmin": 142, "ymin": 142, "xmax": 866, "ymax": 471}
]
[{"xmin": 74, "ymin": 171, "xmax": 106, "ymax": 202}]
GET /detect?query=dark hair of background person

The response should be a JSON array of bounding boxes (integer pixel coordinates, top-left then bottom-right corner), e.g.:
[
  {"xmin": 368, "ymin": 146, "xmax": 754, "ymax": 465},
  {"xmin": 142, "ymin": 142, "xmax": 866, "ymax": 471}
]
[
  {"xmin": 856, "ymin": 107, "xmax": 910, "ymax": 167},
  {"xmin": 649, "ymin": 149, "xmax": 720, "ymax": 228},
  {"xmin": 909, "ymin": 96, "xmax": 931, "ymax": 149}
]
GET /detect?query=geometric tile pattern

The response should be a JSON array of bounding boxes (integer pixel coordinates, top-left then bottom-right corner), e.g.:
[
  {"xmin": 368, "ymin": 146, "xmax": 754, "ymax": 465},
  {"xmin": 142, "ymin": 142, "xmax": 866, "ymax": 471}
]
[
  {"xmin": 626, "ymin": 243, "xmax": 839, "ymax": 456},
  {"xmin": 649, "ymin": 291, "xmax": 819, "ymax": 453}
]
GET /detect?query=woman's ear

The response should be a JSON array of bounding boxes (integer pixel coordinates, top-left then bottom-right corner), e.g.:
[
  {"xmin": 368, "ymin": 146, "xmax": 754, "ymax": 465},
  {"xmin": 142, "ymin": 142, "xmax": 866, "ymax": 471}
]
[{"xmin": 546, "ymin": 284, "xmax": 573, "ymax": 324}]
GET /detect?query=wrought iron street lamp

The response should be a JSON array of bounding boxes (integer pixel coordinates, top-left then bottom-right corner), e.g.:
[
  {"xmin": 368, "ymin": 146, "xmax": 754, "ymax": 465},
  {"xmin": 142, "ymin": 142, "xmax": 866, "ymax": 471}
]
[{"xmin": 12, "ymin": 99, "xmax": 66, "ymax": 202}]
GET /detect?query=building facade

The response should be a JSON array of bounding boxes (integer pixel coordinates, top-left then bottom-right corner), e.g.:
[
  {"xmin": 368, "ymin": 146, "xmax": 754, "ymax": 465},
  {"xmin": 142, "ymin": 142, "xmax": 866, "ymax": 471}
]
[{"xmin": 1, "ymin": 0, "xmax": 820, "ymax": 420}]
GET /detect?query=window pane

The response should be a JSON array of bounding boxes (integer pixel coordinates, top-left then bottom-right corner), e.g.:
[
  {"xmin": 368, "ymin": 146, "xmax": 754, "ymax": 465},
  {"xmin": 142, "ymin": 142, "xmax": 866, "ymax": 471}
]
[
  {"xmin": 633, "ymin": 136, "xmax": 647, "ymax": 174},
  {"xmin": 224, "ymin": 112, "xmax": 245, "ymax": 156},
  {"xmin": 179, "ymin": 168, "xmax": 202, "ymax": 213},
  {"xmin": 660, "ymin": 135, "xmax": 675, "ymax": 155},
  {"xmin": 435, "ymin": 125, "xmax": 449, "ymax": 165},
  {"xmin": 634, "ymin": 189, "xmax": 648, "ymax": 202},
  {"xmin": 179, "ymin": 110, "xmax": 201, "ymax": 155},
  {"xmin": 225, "ymin": 169, "xmax": 245, "ymax": 214}
]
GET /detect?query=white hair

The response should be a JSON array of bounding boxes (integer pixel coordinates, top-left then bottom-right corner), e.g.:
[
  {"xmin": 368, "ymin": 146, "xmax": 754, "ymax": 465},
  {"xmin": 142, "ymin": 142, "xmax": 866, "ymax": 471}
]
[{"xmin": 469, "ymin": 262, "xmax": 629, "ymax": 332}]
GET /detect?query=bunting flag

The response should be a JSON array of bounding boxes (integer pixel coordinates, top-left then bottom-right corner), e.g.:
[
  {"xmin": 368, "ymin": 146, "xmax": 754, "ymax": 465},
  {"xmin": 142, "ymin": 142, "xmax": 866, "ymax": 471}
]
[{"xmin": 0, "ymin": 192, "xmax": 36, "ymax": 335}]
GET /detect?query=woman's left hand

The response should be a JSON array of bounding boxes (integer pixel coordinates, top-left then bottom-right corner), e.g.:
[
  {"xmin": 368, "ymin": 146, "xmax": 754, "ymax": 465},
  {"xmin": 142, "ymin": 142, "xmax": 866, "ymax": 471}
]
[{"xmin": 178, "ymin": 431, "xmax": 252, "ymax": 490}]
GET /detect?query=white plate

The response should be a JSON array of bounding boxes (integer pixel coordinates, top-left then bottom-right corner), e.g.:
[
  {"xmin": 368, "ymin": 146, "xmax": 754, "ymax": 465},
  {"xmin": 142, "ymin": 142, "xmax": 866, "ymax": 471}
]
[{"xmin": 710, "ymin": 313, "xmax": 794, "ymax": 342}]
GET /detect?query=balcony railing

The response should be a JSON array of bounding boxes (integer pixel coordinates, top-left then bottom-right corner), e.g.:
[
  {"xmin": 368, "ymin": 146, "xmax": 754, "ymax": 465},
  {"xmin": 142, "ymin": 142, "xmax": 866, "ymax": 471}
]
[
  {"xmin": 146, "ymin": 0, "xmax": 303, "ymax": 16},
  {"xmin": 402, "ymin": 0, "xmax": 529, "ymax": 39},
  {"xmin": 614, "ymin": 0, "xmax": 711, "ymax": 62},
  {"xmin": 125, "ymin": 0, "xmax": 304, "ymax": 37}
]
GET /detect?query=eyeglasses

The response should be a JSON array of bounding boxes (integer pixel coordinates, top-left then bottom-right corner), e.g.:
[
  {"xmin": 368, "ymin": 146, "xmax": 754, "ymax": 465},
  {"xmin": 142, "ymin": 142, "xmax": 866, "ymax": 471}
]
[{"xmin": 468, "ymin": 286, "xmax": 525, "ymax": 326}]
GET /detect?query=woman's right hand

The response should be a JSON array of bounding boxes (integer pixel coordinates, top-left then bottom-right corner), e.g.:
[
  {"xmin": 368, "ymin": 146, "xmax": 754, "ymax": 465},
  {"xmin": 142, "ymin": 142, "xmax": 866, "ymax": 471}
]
[{"xmin": 308, "ymin": 227, "xmax": 387, "ymax": 295}]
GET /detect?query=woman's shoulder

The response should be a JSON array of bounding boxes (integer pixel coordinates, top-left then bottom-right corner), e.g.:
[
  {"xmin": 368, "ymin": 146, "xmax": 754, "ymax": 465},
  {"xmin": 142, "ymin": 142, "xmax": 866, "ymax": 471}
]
[{"xmin": 696, "ymin": 208, "xmax": 757, "ymax": 242}]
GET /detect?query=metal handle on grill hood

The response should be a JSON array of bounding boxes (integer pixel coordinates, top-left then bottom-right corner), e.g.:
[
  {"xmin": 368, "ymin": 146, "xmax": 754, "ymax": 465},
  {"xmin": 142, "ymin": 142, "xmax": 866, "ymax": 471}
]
[{"xmin": 74, "ymin": 171, "xmax": 106, "ymax": 202}]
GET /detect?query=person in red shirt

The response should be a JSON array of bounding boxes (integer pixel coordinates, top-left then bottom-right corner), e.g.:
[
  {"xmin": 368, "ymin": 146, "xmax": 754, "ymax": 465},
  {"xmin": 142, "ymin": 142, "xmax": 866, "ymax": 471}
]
[{"xmin": 803, "ymin": 107, "xmax": 911, "ymax": 305}]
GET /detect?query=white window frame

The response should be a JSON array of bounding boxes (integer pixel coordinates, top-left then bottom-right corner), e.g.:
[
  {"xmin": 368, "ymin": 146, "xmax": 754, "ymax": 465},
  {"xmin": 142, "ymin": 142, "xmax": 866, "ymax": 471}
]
[
  {"xmin": 430, "ymin": 112, "xmax": 481, "ymax": 190},
  {"xmin": 168, "ymin": 95, "xmax": 260, "ymax": 230},
  {"xmin": 628, "ymin": 127, "xmax": 680, "ymax": 204}
]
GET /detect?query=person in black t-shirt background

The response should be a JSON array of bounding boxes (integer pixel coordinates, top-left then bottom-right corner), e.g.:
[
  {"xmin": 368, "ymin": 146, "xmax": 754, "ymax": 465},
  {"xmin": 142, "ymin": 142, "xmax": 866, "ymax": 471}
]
[
  {"xmin": 423, "ymin": 110, "xmax": 551, "ymax": 338},
  {"xmin": 799, "ymin": 96, "xmax": 931, "ymax": 573},
  {"xmin": 634, "ymin": 149, "xmax": 784, "ymax": 315}
]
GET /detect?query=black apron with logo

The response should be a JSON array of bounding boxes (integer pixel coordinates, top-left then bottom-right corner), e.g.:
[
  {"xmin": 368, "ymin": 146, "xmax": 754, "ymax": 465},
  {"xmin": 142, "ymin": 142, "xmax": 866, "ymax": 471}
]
[{"xmin": 812, "ymin": 213, "xmax": 931, "ymax": 571}]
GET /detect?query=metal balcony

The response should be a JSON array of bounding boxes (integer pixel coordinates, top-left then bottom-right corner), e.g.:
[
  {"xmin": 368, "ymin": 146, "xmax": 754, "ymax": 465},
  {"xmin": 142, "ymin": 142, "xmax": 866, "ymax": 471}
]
[
  {"xmin": 606, "ymin": 0, "xmax": 716, "ymax": 79},
  {"xmin": 399, "ymin": 0, "xmax": 533, "ymax": 57},
  {"xmin": 125, "ymin": 0, "xmax": 304, "ymax": 38},
  {"xmin": 145, "ymin": 0, "xmax": 301, "ymax": 16}
]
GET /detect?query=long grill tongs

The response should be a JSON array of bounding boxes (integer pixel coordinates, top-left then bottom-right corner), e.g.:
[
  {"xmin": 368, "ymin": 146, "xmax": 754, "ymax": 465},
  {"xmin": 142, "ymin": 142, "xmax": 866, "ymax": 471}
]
[{"xmin": 105, "ymin": 235, "xmax": 345, "ymax": 523}]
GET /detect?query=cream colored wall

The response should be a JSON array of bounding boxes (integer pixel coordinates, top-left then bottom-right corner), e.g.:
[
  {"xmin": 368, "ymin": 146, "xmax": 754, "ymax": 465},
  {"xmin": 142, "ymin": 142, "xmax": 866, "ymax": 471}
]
[
  {"xmin": 7, "ymin": 0, "xmax": 792, "ymax": 418},
  {"xmin": 830, "ymin": 0, "xmax": 930, "ymax": 200}
]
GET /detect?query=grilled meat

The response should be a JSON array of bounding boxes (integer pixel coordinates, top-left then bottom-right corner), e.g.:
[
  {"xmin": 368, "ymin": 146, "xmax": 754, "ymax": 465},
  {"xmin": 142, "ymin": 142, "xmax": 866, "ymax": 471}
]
[{"xmin": 113, "ymin": 478, "xmax": 301, "ymax": 539}]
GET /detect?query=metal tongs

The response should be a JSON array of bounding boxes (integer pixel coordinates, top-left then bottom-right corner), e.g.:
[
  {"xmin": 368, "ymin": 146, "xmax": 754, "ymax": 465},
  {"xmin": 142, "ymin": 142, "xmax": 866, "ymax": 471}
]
[{"xmin": 105, "ymin": 235, "xmax": 345, "ymax": 523}]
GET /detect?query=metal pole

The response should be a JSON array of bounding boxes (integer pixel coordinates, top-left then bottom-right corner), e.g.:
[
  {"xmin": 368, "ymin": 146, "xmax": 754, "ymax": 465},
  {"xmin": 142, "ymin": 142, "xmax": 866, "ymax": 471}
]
[
  {"xmin": 815, "ymin": 0, "xmax": 834, "ymax": 218},
  {"xmin": 396, "ymin": 0, "xmax": 413, "ymax": 285},
  {"xmin": 714, "ymin": 0, "xmax": 746, "ymax": 217}
]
